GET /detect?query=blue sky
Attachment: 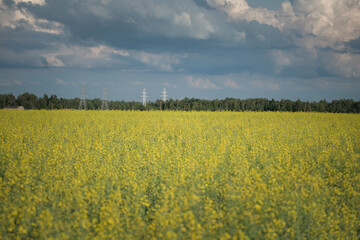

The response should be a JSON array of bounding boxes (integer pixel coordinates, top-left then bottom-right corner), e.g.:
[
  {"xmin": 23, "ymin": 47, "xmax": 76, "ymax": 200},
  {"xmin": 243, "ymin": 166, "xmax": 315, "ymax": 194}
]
[{"xmin": 0, "ymin": 0, "xmax": 359, "ymax": 101}]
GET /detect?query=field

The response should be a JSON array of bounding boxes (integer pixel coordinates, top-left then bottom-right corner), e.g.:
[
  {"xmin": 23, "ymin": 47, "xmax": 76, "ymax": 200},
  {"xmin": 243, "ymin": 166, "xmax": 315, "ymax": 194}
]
[{"xmin": 0, "ymin": 110, "xmax": 359, "ymax": 239}]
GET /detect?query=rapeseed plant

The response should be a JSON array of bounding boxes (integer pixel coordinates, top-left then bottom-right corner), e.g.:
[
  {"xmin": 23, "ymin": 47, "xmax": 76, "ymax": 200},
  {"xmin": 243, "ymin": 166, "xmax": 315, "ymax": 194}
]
[{"xmin": 0, "ymin": 110, "xmax": 359, "ymax": 239}]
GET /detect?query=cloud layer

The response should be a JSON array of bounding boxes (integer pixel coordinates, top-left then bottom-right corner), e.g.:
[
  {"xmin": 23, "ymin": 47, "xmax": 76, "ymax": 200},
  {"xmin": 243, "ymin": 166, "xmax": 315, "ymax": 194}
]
[{"xmin": 0, "ymin": 0, "xmax": 359, "ymax": 100}]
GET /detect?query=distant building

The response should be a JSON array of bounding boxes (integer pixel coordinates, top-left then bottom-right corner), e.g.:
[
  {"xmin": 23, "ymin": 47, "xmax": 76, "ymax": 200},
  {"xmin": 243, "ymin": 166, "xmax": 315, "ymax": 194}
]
[{"xmin": 3, "ymin": 106, "xmax": 25, "ymax": 110}]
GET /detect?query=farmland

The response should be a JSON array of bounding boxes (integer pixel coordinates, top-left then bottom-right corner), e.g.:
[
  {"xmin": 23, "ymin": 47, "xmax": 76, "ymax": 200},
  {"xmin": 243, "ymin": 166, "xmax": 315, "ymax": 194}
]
[{"xmin": 0, "ymin": 110, "xmax": 359, "ymax": 239}]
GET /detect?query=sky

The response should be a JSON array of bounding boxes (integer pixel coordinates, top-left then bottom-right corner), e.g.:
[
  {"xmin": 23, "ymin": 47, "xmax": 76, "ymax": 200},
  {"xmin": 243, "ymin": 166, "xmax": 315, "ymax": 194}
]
[{"xmin": 0, "ymin": 0, "xmax": 360, "ymax": 101}]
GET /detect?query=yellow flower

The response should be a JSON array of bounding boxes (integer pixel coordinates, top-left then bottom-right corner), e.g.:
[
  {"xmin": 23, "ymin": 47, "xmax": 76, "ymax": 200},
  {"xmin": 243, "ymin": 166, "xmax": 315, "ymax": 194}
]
[{"xmin": 0, "ymin": 110, "xmax": 359, "ymax": 239}]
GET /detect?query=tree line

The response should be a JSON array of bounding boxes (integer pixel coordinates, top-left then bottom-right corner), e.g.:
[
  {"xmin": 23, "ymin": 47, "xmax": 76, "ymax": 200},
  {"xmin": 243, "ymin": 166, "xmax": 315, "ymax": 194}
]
[{"xmin": 1, "ymin": 92, "xmax": 360, "ymax": 113}]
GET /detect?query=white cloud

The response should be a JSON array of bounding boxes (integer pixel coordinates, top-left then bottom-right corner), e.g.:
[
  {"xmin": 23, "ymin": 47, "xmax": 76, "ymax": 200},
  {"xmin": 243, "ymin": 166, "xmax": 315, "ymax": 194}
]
[
  {"xmin": 0, "ymin": 2, "xmax": 63, "ymax": 35},
  {"xmin": 223, "ymin": 79, "xmax": 241, "ymax": 89},
  {"xmin": 46, "ymin": 56, "xmax": 65, "ymax": 67},
  {"xmin": 14, "ymin": 0, "xmax": 46, "ymax": 5},
  {"xmin": 174, "ymin": 12, "xmax": 192, "ymax": 27},
  {"xmin": 270, "ymin": 48, "xmax": 360, "ymax": 79},
  {"xmin": 233, "ymin": 30, "xmax": 246, "ymax": 41},
  {"xmin": 39, "ymin": 44, "xmax": 130, "ymax": 68},
  {"xmin": 191, "ymin": 12, "xmax": 215, "ymax": 39},
  {"xmin": 163, "ymin": 82, "xmax": 178, "ymax": 88},
  {"xmin": 206, "ymin": 0, "xmax": 250, "ymax": 16},
  {"xmin": 122, "ymin": 17, "xmax": 135, "ymax": 24},
  {"xmin": 187, "ymin": 76, "xmax": 220, "ymax": 89},
  {"xmin": 89, "ymin": 45, "xmax": 129, "ymax": 58},
  {"xmin": 132, "ymin": 51, "xmax": 182, "ymax": 71},
  {"xmin": 208, "ymin": 0, "xmax": 360, "ymax": 50},
  {"xmin": 32, "ymin": 42, "xmax": 183, "ymax": 70},
  {"xmin": 206, "ymin": 0, "xmax": 283, "ymax": 28},
  {"xmin": 272, "ymin": 50, "xmax": 292, "ymax": 74},
  {"xmin": 135, "ymin": 2, "xmax": 215, "ymax": 39},
  {"xmin": 205, "ymin": 0, "xmax": 360, "ymax": 79},
  {"xmin": 321, "ymin": 52, "xmax": 360, "ymax": 78},
  {"xmin": 87, "ymin": 5, "xmax": 113, "ymax": 20},
  {"xmin": 112, "ymin": 49, "xmax": 130, "ymax": 56},
  {"xmin": 55, "ymin": 78, "xmax": 69, "ymax": 85}
]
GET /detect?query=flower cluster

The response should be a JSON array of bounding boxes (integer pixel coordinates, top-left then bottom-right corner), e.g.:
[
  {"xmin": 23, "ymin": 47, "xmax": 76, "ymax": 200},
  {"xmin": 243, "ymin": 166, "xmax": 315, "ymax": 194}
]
[{"xmin": 0, "ymin": 110, "xmax": 359, "ymax": 239}]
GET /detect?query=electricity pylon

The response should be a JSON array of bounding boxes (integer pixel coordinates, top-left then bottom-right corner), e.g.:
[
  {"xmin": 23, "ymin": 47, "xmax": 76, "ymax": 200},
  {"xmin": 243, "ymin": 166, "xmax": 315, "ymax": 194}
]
[
  {"xmin": 142, "ymin": 88, "xmax": 147, "ymax": 107},
  {"xmin": 101, "ymin": 86, "xmax": 109, "ymax": 110},
  {"xmin": 161, "ymin": 88, "xmax": 168, "ymax": 102},
  {"xmin": 160, "ymin": 87, "xmax": 168, "ymax": 110},
  {"xmin": 79, "ymin": 82, "xmax": 87, "ymax": 110}
]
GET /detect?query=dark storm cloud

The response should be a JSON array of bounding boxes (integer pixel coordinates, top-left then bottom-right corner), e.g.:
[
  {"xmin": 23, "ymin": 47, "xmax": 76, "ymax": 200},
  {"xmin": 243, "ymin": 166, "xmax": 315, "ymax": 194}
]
[
  {"xmin": 19, "ymin": 0, "xmax": 286, "ymax": 51},
  {"xmin": 2, "ymin": 0, "xmax": 15, "ymax": 6},
  {"xmin": 22, "ymin": 0, "xmax": 222, "ymax": 49},
  {"xmin": 2, "ymin": 0, "xmax": 290, "ymax": 74},
  {"xmin": 192, "ymin": 0, "xmax": 213, "ymax": 10},
  {"xmin": 0, "ymin": 26, "xmax": 60, "ymax": 51},
  {"xmin": 345, "ymin": 37, "xmax": 360, "ymax": 53}
]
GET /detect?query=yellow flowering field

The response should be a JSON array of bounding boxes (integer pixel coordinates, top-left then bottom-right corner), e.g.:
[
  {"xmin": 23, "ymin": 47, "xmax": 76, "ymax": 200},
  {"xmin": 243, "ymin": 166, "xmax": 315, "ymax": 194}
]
[{"xmin": 0, "ymin": 110, "xmax": 359, "ymax": 239}]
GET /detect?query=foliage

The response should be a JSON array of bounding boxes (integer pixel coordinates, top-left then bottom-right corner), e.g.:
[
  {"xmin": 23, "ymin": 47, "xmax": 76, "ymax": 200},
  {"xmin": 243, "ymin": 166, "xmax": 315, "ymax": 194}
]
[
  {"xmin": 1, "ymin": 93, "xmax": 360, "ymax": 113},
  {"xmin": 0, "ymin": 110, "xmax": 359, "ymax": 239}
]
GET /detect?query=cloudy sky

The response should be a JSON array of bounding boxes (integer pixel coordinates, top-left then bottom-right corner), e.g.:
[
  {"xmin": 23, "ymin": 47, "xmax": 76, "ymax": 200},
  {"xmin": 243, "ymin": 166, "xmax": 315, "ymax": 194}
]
[{"xmin": 0, "ymin": 0, "xmax": 360, "ymax": 101}]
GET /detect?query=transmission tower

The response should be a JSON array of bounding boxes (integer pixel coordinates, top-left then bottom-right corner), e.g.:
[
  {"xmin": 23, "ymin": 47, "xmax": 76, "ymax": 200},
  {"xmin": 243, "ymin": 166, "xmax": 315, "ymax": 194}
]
[
  {"xmin": 141, "ymin": 88, "xmax": 147, "ymax": 107},
  {"xmin": 101, "ymin": 86, "xmax": 109, "ymax": 110},
  {"xmin": 79, "ymin": 82, "xmax": 87, "ymax": 110},
  {"xmin": 161, "ymin": 88, "xmax": 168, "ymax": 102}
]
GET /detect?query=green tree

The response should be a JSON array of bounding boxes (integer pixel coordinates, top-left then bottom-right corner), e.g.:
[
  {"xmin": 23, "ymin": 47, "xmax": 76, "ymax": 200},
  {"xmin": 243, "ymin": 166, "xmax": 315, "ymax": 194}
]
[{"xmin": 17, "ymin": 92, "xmax": 38, "ymax": 109}]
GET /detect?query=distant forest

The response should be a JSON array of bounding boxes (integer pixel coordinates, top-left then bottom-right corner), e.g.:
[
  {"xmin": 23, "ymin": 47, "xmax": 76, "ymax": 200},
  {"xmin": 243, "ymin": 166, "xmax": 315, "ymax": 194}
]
[{"xmin": 1, "ymin": 92, "xmax": 360, "ymax": 113}]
